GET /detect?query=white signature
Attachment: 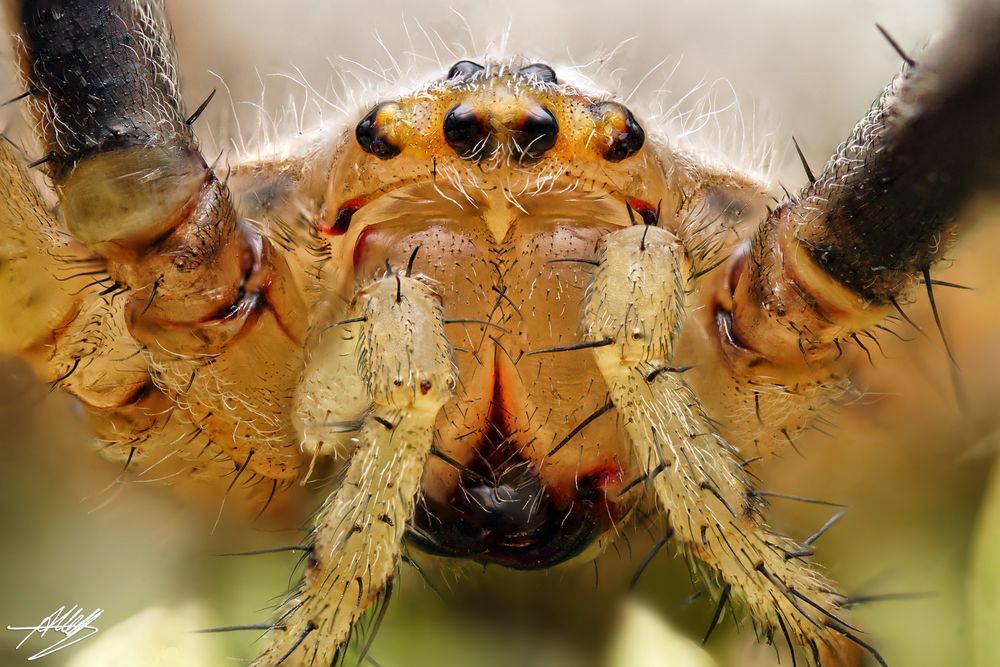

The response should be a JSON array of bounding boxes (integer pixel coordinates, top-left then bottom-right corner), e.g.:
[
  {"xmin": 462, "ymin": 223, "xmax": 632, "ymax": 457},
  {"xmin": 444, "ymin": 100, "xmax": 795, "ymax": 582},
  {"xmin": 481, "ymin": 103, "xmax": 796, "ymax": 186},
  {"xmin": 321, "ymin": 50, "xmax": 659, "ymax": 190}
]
[{"xmin": 6, "ymin": 605, "xmax": 103, "ymax": 661}]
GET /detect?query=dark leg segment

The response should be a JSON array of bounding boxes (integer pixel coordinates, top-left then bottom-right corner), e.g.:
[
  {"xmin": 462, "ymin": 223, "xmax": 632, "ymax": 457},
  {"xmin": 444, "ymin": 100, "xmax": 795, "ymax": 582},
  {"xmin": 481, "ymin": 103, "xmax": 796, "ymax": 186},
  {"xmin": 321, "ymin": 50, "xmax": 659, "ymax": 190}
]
[
  {"xmin": 730, "ymin": 0, "xmax": 1000, "ymax": 364},
  {"xmin": 799, "ymin": 3, "xmax": 1000, "ymax": 302},
  {"xmin": 14, "ymin": 0, "xmax": 189, "ymax": 181},
  {"xmin": 7, "ymin": 0, "xmax": 309, "ymax": 479}
]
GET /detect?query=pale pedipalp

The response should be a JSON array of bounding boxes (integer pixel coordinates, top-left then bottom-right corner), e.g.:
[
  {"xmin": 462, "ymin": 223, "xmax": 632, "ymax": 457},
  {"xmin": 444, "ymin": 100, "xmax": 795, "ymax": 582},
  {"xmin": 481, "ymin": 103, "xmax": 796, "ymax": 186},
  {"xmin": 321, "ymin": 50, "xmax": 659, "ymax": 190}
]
[
  {"xmin": 585, "ymin": 224, "xmax": 873, "ymax": 663},
  {"xmin": 254, "ymin": 269, "xmax": 455, "ymax": 665}
]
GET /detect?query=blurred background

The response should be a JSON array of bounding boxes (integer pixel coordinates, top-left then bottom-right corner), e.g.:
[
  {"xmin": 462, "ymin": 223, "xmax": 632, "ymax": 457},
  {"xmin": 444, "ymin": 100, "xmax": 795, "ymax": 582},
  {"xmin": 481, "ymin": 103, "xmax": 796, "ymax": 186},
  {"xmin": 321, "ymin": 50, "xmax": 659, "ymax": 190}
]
[{"xmin": 2, "ymin": 1, "xmax": 999, "ymax": 666}]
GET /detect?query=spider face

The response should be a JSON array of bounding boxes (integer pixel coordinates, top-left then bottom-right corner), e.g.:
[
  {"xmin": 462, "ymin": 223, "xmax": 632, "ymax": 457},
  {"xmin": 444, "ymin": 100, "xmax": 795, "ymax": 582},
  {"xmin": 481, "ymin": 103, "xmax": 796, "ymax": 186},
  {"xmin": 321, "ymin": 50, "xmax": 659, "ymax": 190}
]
[
  {"xmin": 320, "ymin": 58, "xmax": 669, "ymax": 238},
  {"xmin": 312, "ymin": 60, "xmax": 677, "ymax": 569},
  {"xmin": 347, "ymin": 58, "xmax": 645, "ymax": 164}
]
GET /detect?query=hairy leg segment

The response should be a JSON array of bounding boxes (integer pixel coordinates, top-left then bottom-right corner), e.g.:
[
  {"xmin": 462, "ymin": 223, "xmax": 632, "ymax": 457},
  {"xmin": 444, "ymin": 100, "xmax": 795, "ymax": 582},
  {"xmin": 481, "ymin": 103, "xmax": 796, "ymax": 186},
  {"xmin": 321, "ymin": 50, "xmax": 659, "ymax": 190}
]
[{"xmin": 5, "ymin": 0, "xmax": 309, "ymax": 501}]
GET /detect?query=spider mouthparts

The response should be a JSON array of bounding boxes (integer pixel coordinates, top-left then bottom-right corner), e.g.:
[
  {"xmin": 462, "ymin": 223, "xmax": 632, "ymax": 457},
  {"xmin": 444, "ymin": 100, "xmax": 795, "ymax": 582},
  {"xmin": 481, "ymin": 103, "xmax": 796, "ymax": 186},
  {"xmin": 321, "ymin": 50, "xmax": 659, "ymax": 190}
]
[
  {"xmin": 409, "ymin": 455, "xmax": 609, "ymax": 570},
  {"xmin": 410, "ymin": 365, "xmax": 632, "ymax": 570}
]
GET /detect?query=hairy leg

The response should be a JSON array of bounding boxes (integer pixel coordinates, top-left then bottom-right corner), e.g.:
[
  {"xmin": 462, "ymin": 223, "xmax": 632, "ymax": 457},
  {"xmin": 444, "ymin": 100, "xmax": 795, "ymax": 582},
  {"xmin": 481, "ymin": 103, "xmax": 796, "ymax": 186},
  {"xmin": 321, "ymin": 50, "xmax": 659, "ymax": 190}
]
[
  {"xmin": 682, "ymin": 0, "xmax": 1000, "ymax": 458},
  {"xmin": 6, "ymin": 0, "xmax": 310, "ymax": 484},
  {"xmin": 0, "ymin": 137, "xmax": 84, "ymax": 362}
]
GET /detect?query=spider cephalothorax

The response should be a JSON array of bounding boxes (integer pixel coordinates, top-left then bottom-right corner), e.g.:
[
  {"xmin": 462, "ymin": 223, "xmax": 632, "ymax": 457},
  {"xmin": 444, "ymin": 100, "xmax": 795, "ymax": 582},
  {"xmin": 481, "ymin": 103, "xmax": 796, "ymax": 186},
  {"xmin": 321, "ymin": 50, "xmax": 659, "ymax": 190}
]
[
  {"xmin": 2, "ymin": 1, "xmax": 999, "ymax": 666},
  {"xmin": 309, "ymin": 59, "xmax": 670, "ymax": 571}
]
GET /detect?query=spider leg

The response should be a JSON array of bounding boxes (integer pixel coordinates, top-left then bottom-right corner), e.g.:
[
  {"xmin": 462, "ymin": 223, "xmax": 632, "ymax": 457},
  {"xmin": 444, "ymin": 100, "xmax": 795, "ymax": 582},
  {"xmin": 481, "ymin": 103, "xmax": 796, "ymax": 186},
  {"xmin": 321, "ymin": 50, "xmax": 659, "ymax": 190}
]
[
  {"xmin": 690, "ymin": 2, "xmax": 1000, "ymax": 450},
  {"xmin": 0, "ymin": 132, "xmax": 275, "ymax": 505},
  {"xmin": 784, "ymin": 4, "xmax": 1000, "ymax": 309},
  {"xmin": 254, "ymin": 271, "xmax": 455, "ymax": 666},
  {"xmin": 586, "ymin": 225, "xmax": 867, "ymax": 662},
  {"xmin": 681, "ymin": 1, "xmax": 1000, "ymax": 456},
  {"xmin": 7, "ymin": 1, "xmax": 309, "ymax": 481}
]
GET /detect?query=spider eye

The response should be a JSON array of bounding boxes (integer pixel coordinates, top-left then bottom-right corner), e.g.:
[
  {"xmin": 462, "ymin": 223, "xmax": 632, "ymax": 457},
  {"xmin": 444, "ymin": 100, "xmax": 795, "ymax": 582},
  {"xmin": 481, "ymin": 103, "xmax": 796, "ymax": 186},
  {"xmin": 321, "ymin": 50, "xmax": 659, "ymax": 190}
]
[
  {"xmin": 356, "ymin": 102, "xmax": 402, "ymax": 159},
  {"xmin": 447, "ymin": 60, "xmax": 485, "ymax": 81},
  {"xmin": 590, "ymin": 101, "xmax": 645, "ymax": 162},
  {"xmin": 518, "ymin": 62, "xmax": 558, "ymax": 84},
  {"xmin": 443, "ymin": 103, "xmax": 492, "ymax": 159},
  {"xmin": 511, "ymin": 106, "xmax": 559, "ymax": 161}
]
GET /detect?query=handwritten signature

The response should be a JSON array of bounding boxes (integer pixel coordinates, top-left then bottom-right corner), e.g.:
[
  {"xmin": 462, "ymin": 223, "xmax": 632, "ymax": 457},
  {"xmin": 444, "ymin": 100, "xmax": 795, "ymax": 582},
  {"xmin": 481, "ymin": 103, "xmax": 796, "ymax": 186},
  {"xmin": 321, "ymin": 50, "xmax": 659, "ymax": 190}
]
[{"xmin": 7, "ymin": 605, "xmax": 103, "ymax": 660}]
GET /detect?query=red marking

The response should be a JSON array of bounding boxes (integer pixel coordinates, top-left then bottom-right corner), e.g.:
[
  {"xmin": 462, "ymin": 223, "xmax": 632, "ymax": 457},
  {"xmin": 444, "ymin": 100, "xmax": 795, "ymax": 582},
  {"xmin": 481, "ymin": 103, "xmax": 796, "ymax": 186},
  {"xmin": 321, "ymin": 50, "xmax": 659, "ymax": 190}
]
[
  {"xmin": 590, "ymin": 462, "xmax": 623, "ymax": 493},
  {"xmin": 626, "ymin": 197, "xmax": 659, "ymax": 225},
  {"xmin": 352, "ymin": 225, "xmax": 376, "ymax": 270},
  {"xmin": 320, "ymin": 196, "xmax": 367, "ymax": 236}
]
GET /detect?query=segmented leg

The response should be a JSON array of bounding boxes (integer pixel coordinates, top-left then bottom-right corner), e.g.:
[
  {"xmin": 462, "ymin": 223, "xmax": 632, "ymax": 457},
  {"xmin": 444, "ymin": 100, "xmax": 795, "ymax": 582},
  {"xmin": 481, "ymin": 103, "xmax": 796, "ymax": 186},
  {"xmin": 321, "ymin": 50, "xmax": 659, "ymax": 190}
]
[
  {"xmin": 254, "ymin": 270, "xmax": 455, "ymax": 666},
  {"xmin": 7, "ymin": 1, "xmax": 309, "ymax": 485},
  {"xmin": 682, "ymin": 0, "xmax": 1000, "ymax": 459},
  {"xmin": 0, "ymin": 133, "xmax": 267, "ymax": 502},
  {"xmin": 586, "ymin": 224, "xmax": 872, "ymax": 663}
]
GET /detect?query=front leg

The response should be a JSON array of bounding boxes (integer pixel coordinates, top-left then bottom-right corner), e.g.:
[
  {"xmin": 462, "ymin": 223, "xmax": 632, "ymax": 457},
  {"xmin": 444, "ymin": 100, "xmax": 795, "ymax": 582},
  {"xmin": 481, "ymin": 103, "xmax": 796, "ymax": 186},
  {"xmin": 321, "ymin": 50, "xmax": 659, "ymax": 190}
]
[
  {"xmin": 7, "ymin": 0, "xmax": 309, "ymax": 480},
  {"xmin": 255, "ymin": 271, "xmax": 455, "ymax": 665},
  {"xmin": 684, "ymin": 0, "xmax": 1000, "ymax": 458}
]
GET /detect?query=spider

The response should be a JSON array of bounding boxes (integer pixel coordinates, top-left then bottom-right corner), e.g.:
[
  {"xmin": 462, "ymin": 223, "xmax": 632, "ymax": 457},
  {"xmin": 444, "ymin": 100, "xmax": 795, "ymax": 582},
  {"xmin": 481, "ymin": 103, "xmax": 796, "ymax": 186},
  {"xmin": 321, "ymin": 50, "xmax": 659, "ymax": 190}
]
[{"xmin": 1, "ymin": 1, "xmax": 998, "ymax": 666}]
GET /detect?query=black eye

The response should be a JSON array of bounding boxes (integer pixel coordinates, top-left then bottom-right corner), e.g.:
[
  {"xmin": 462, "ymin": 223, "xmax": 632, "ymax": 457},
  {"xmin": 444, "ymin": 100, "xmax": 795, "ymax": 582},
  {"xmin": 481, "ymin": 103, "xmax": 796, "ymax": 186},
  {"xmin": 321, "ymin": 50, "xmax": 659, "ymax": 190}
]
[
  {"xmin": 355, "ymin": 103, "xmax": 401, "ymax": 159},
  {"xmin": 444, "ymin": 103, "xmax": 492, "ymax": 159},
  {"xmin": 447, "ymin": 60, "xmax": 485, "ymax": 81},
  {"xmin": 591, "ymin": 102, "xmax": 645, "ymax": 162},
  {"xmin": 608, "ymin": 108, "xmax": 644, "ymax": 162},
  {"xmin": 518, "ymin": 63, "xmax": 557, "ymax": 84},
  {"xmin": 511, "ymin": 107, "xmax": 558, "ymax": 161}
]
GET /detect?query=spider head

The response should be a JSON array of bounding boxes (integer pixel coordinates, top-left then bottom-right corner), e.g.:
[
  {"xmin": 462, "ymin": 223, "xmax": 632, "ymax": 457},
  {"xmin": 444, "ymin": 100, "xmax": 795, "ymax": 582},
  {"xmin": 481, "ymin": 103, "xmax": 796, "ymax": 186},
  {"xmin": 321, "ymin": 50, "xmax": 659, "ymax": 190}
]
[
  {"xmin": 353, "ymin": 58, "xmax": 645, "ymax": 165},
  {"xmin": 319, "ymin": 58, "xmax": 669, "ymax": 238}
]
